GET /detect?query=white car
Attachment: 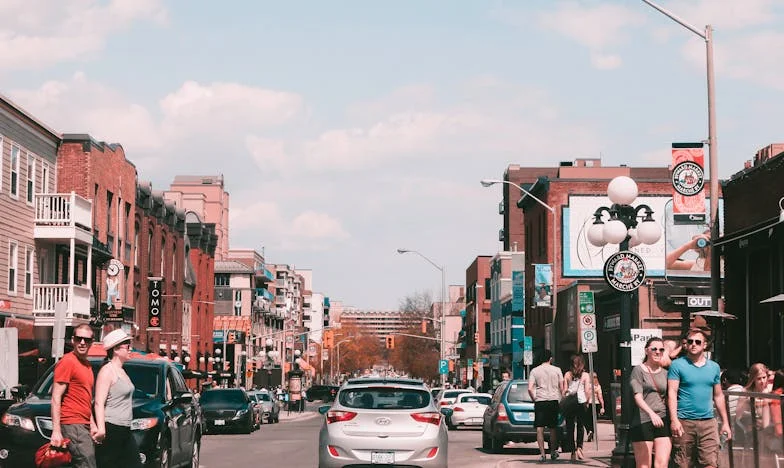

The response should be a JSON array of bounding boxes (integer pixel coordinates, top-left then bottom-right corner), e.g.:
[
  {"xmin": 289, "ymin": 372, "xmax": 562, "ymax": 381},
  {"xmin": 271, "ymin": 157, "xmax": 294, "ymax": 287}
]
[
  {"xmin": 446, "ymin": 393, "xmax": 492, "ymax": 430},
  {"xmin": 437, "ymin": 389, "xmax": 472, "ymax": 408}
]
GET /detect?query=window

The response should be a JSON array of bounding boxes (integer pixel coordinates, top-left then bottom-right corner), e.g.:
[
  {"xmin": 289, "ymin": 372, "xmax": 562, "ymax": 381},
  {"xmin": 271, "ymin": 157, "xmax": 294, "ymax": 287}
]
[
  {"xmin": 171, "ymin": 245, "xmax": 177, "ymax": 282},
  {"xmin": 8, "ymin": 241, "xmax": 18, "ymax": 293},
  {"xmin": 147, "ymin": 230, "xmax": 153, "ymax": 274},
  {"xmin": 0, "ymin": 136, "xmax": 4, "ymax": 192},
  {"xmin": 134, "ymin": 222, "xmax": 140, "ymax": 267},
  {"xmin": 10, "ymin": 145, "xmax": 20, "ymax": 197},
  {"xmin": 215, "ymin": 274, "xmax": 230, "ymax": 286},
  {"xmin": 160, "ymin": 238, "xmax": 165, "ymax": 276},
  {"xmin": 41, "ymin": 163, "xmax": 50, "ymax": 194},
  {"xmin": 106, "ymin": 191, "xmax": 113, "ymax": 233},
  {"xmin": 26, "ymin": 154, "xmax": 35, "ymax": 204},
  {"xmin": 24, "ymin": 247, "xmax": 33, "ymax": 296}
]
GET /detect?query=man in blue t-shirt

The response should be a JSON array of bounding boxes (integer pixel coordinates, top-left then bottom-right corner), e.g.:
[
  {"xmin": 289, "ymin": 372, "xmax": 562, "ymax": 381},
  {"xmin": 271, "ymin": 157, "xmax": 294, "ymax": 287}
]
[{"xmin": 667, "ymin": 328, "xmax": 731, "ymax": 468}]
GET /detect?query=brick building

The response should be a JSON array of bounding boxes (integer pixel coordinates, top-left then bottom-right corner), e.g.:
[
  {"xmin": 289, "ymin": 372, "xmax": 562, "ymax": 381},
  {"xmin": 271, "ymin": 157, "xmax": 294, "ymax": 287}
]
[{"xmin": 459, "ymin": 256, "xmax": 491, "ymax": 387}]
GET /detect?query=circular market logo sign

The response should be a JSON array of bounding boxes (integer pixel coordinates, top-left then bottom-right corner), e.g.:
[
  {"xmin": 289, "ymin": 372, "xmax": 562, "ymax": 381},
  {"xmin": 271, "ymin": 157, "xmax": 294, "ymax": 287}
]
[
  {"xmin": 672, "ymin": 161, "xmax": 705, "ymax": 196},
  {"xmin": 604, "ymin": 251, "xmax": 646, "ymax": 292}
]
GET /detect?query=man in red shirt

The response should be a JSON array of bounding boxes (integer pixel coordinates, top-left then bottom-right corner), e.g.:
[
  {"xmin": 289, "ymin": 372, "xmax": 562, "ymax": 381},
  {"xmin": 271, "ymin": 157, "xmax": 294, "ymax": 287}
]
[{"xmin": 50, "ymin": 323, "xmax": 97, "ymax": 468}]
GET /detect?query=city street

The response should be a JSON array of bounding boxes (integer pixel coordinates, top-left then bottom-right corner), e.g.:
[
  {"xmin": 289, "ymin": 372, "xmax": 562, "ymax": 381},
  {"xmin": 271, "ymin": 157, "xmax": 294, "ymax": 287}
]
[{"xmin": 199, "ymin": 404, "xmax": 616, "ymax": 468}]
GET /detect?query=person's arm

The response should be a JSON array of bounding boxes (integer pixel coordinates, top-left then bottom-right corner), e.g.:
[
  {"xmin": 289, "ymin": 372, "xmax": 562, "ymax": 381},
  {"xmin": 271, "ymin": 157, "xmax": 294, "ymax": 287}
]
[
  {"xmin": 563, "ymin": 372, "xmax": 572, "ymax": 396},
  {"xmin": 713, "ymin": 383, "xmax": 732, "ymax": 440},
  {"xmin": 582, "ymin": 374, "xmax": 592, "ymax": 404},
  {"xmin": 667, "ymin": 377, "xmax": 683, "ymax": 437},
  {"xmin": 597, "ymin": 384, "xmax": 606, "ymax": 413},
  {"xmin": 528, "ymin": 376, "xmax": 536, "ymax": 402},
  {"xmin": 50, "ymin": 382, "xmax": 68, "ymax": 447},
  {"xmin": 93, "ymin": 367, "xmax": 112, "ymax": 443},
  {"xmin": 665, "ymin": 235, "xmax": 706, "ymax": 270},
  {"xmin": 771, "ymin": 400, "xmax": 782, "ymax": 436}
]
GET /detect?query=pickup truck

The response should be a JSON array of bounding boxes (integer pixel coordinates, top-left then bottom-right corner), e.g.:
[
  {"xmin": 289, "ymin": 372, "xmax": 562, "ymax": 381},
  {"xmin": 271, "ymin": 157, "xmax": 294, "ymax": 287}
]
[{"xmin": 0, "ymin": 357, "xmax": 201, "ymax": 468}]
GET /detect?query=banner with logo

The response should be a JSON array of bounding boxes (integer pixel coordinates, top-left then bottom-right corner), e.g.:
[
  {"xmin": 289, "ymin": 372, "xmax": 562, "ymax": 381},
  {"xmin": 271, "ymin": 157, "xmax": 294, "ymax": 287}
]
[
  {"xmin": 147, "ymin": 277, "xmax": 163, "ymax": 330},
  {"xmin": 533, "ymin": 264, "xmax": 553, "ymax": 307},
  {"xmin": 511, "ymin": 271, "xmax": 524, "ymax": 312},
  {"xmin": 672, "ymin": 143, "xmax": 706, "ymax": 225}
]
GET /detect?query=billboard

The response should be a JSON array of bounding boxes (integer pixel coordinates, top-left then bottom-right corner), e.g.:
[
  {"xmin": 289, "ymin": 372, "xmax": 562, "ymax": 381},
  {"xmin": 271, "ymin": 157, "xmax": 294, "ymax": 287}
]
[
  {"xmin": 672, "ymin": 144, "xmax": 707, "ymax": 224},
  {"xmin": 664, "ymin": 199, "xmax": 724, "ymax": 280},
  {"xmin": 533, "ymin": 264, "xmax": 553, "ymax": 307}
]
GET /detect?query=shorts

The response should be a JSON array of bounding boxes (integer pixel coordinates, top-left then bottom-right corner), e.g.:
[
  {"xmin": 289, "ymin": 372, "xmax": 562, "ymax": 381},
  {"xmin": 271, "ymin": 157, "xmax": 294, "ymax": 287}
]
[
  {"xmin": 672, "ymin": 418, "xmax": 719, "ymax": 468},
  {"xmin": 630, "ymin": 418, "xmax": 671, "ymax": 442},
  {"xmin": 534, "ymin": 400, "xmax": 560, "ymax": 428},
  {"xmin": 61, "ymin": 424, "xmax": 97, "ymax": 468}
]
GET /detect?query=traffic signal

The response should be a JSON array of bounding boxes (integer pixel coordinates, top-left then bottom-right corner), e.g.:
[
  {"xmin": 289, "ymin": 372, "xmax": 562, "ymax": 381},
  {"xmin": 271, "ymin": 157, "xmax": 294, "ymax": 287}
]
[
  {"xmin": 385, "ymin": 336, "xmax": 395, "ymax": 349},
  {"xmin": 474, "ymin": 332, "xmax": 479, "ymax": 343},
  {"xmin": 323, "ymin": 330, "xmax": 333, "ymax": 349},
  {"xmin": 448, "ymin": 360, "xmax": 455, "ymax": 372},
  {"xmin": 421, "ymin": 320, "xmax": 427, "ymax": 334},
  {"xmin": 473, "ymin": 361, "xmax": 480, "ymax": 374}
]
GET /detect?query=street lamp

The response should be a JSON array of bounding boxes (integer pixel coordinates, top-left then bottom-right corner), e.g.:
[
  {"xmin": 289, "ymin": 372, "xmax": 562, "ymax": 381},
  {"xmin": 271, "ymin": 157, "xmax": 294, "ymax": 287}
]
[
  {"xmin": 586, "ymin": 176, "xmax": 662, "ymax": 467},
  {"xmin": 397, "ymin": 248, "xmax": 447, "ymax": 386},
  {"xmin": 334, "ymin": 338, "xmax": 353, "ymax": 384},
  {"xmin": 480, "ymin": 179, "xmax": 559, "ymax": 316},
  {"xmin": 641, "ymin": 0, "xmax": 721, "ymax": 314}
]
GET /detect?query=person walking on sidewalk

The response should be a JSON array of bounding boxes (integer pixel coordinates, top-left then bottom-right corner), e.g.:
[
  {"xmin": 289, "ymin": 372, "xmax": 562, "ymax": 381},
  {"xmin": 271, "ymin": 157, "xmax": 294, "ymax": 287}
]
[
  {"xmin": 50, "ymin": 324, "xmax": 98, "ymax": 468},
  {"xmin": 667, "ymin": 328, "xmax": 731, "ymax": 468},
  {"xmin": 528, "ymin": 349, "xmax": 565, "ymax": 462},
  {"xmin": 584, "ymin": 372, "xmax": 605, "ymax": 442},
  {"xmin": 630, "ymin": 337, "xmax": 671, "ymax": 468},
  {"xmin": 563, "ymin": 354, "xmax": 591, "ymax": 461},
  {"xmin": 94, "ymin": 329, "xmax": 141, "ymax": 468}
]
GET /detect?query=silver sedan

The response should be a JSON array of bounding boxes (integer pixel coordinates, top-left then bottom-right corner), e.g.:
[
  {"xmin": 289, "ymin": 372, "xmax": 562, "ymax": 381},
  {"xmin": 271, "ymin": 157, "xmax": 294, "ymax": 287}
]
[{"xmin": 318, "ymin": 378, "xmax": 448, "ymax": 468}]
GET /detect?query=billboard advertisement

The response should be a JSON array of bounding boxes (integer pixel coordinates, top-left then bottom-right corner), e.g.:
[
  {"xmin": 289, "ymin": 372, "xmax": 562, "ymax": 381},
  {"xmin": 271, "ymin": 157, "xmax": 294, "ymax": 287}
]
[
  {"xmin": 672, "ymin": 143, "xmax": 707, "ymax": 224},
  {"xmin": 664, "ymin": 199, "xmax": 724, "ymax": 280},
  {"xmin": 533, "ymin": 264, "xmax": 553, "ymax": 307}
]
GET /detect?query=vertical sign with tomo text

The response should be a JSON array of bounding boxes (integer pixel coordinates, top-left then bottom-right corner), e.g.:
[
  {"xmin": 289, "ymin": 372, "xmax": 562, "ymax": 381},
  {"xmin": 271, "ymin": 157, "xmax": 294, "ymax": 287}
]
[
  {"xmin": 512, "ymin": 271, "xmax": 524, "ymax": 312},
  {"xmin": 579, "ymin": 291, "xmax": 598, "ymax": 353},
  {"xmin": 147, "ymin": 277, "xmax": 163, "ymax": 330}
]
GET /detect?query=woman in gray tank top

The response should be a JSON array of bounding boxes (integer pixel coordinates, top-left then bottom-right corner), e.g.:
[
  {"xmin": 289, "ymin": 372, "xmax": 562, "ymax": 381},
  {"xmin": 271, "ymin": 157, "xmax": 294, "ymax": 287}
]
[{"xmin": 94, "ymin": 329, "xmax": 141, "ymax": 468}]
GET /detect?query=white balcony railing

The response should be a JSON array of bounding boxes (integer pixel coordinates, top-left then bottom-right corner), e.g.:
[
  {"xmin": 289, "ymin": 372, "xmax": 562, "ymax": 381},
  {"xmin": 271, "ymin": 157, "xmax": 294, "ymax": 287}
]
[
  {"xmin": 32, "ymin": 284, "xmax": 92, "ymax": 325},
  {"xmin": 35, "ymin": 192, "xmax": 92, "ymax": 230}
]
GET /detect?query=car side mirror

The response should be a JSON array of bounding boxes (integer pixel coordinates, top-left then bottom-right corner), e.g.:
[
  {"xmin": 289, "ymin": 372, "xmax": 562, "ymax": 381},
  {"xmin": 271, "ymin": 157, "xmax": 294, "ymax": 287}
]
[
  {"xmin": 11, "ymin": 385, "xmax": 29, "ymax": 401},
  {"xmin": 318, "ymin": 405, "xmax": 331, "ymax": 415},
  {"xmin": 441, "ymin": 408, "xmax": 453, "ymax": 417}
]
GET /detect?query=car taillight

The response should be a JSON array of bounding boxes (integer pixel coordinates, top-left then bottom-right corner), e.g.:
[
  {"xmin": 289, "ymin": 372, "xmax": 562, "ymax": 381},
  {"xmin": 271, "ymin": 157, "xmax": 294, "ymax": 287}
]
[
  {"xmin": 440, "ymin": 401, "xmax": 449, "ymax": 406},
  {"xmin": 327, "ymin": 445, "xmax": 340, "ymax": 456},
  {"xmin": 425, "ymin": 447, "xmax": 439, "ymax": 459},
  {"xmin": 326, "ymin": 410, "xmax": 357, "ymax": 424},
  {"xmin": 497, "ymin": 405, "xmax": 509, "ymax": 422},
  {"xmin": 453, "ymin": 406, "xmax": 464, "ymax": 412},
  {"xmin": 411, "ymin": 412, "xmax": 442, "ymax": 425}
]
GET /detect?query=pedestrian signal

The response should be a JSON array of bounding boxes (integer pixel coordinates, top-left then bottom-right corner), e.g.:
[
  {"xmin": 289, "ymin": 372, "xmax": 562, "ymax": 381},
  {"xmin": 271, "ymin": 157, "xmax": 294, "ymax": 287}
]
[{"xmin": 385, "ymin": 336, "xmax": 395, "ymax": 349}]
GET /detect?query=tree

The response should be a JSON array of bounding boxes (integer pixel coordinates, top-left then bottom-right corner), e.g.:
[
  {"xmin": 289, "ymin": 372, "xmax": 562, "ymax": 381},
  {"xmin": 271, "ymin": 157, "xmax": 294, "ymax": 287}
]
[
  {"xmin": 326, "ymin": 323, "xmax": 384, "ymax": 378},
  {"xmin": 388, "ymin": 291, "xmax": 440, "ymax": 382}
]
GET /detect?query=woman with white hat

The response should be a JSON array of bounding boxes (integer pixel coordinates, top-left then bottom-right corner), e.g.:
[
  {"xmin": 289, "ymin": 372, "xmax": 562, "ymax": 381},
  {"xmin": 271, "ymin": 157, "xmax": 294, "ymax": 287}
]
[{"xmin": 94, "ymin": 329, "xmax": 141, "ymax": 468}]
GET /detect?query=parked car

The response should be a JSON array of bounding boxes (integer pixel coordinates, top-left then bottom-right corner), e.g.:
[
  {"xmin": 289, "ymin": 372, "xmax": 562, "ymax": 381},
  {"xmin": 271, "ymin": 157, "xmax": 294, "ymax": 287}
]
[
  {"xmin": 200, "ymin": 388, "xmax": 255, "ymax": 434},
  {"xmin": 437, "ymin": 389, "xmax": 472, "ymax": 408},
  {"xmin": 482, "ymin": 380, "xmax": 564, "ymax": 453},
  {"xmin": 0, "ymin": 357, "xmax": 201, "ymax": 468},
  {"xmin": 248, "ymin": 390, "xmax": 279, "ymax": 424},
  {"xmin": 318, "ymin": 377, "xmax": 447, "ymax": 468},
  {"xmin": 445, "ymin": 393, "xmax": 492, "ymax": 430},
  {"xmin": 306, "ymin": 385, "xmax": 339, "ymax": 402}
]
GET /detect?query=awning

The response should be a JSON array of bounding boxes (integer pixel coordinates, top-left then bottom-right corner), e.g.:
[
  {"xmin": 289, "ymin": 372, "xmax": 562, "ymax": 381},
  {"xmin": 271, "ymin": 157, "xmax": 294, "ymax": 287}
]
[
  {"xmin": 760, "ymin": 294, "xmax": 784, "ymax": 304},
  {"xmin": 691, "ymin": 310, "xmax": 737, "ymax": 320},
  {"xmin": 3, "ymin": 316, "xmax": 35, "ymax": 340}
]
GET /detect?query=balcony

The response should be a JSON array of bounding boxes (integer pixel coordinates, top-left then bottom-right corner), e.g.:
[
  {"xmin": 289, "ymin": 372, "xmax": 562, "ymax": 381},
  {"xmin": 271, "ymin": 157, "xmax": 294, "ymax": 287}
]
[
  {"xmin": 255, "ymin": 267, "xmax": 274, "ymax": 282},
  {"xmin": 32, "ymin": 284, "xmax": 92, "ymax": 326},
  {"xmin": 256, "ymin": 288, "xmax": 274, "ymax": 301},
  {"xmin": 33, "ymin": 193, "xmax": 93, "ymax": 245}
]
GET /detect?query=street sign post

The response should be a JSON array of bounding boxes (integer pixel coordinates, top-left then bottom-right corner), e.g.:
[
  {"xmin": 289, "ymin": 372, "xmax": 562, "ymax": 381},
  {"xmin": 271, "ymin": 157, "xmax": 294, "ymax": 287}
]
[
  {"xmin": 579, "ymin": 291, "xmax": 598, "ymax": 353},
  {"xmin": 523, "ymin": 336, "xmax": 533, "ymax": 367},
  {"xmin": 52, "ymin": 302, "xmax": 67, "ymax": 361},
  {"xmin": 438, "ymin": 359, "xmax": 449, "ymax": 375}
]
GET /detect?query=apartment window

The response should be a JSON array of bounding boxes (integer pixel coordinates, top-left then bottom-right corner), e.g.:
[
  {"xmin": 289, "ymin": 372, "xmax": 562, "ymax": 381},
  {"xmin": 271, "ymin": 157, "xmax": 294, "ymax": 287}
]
[
  {"xmin": 8, "ymin": 241, "xmax": 18, "ymax": 294},
  {"xmin": 41, "ymin": 163, "xmax": 50, "ymax": 194},
  {"xmin": 26, "ymin": 154, "xmax": 35, "ymax": 204},
  {"xmin": 147, "ymin": 230, "xmax": 153, "ymax": 274},
  {"xmin": 134, "ymin": 222, "xmax": 140, "ymax": 267},
  {"xmin": 38, "ymin": 248, "xmax": 48, "ymax": 283},
  {"xmin": 215, "ymin": 274, "xmax": 230, "ymax": 286},
  {"xmin": 172, "ymin": 245, "xmax": 177, "ymax": 282},
  {"xmin": 484, "ymin": 278, "xmax": 491, "ymax": 299},
  {"xmin": 24, "ymin": 247, "xmax": 33, "ymax": 296},
  {"xmin": 160, "ymin": 238, "xmax": 165, "ymax": 276},
  {"xmin": 106, "ymin": 191, "xmax": 113, "ymax": 234},
  {"xmin": 10, "ymin": 145, "xmax": 20, "ymax": 197}
]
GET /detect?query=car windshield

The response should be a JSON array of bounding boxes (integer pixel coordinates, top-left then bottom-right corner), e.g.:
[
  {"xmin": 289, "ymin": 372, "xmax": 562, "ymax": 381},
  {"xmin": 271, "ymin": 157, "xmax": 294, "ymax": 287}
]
[
  {"xmin": 339, "ymin": 387, "xmax": 430, "ymax": 410},
  {"xmin": 507, "ymin": 383, "xmax": 533, "ymax": 403},
  {"xmin": 201, "ymin": 390, "xmax": 246, "ymax": 404},
  {"xmin": 35, "ymin": 361, "xmax": 159, "ymax": 399},
  {"xmin": 459, "ymin": 395, "xmax": 491, "ymax": 405}
]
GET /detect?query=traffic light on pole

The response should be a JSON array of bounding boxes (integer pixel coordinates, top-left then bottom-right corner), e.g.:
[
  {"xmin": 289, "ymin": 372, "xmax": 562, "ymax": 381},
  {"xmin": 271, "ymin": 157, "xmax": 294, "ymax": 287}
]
[
  {"xmin": 385, "ymin": 336, "xmax": 395, "ymax": 349},
  {"xmin": 421, "ymin": 320, "xmax": 427, "ymax": 334},
  {"xmin": 323, "ymin": 330, "xmax": 333, "ymax": 349}
]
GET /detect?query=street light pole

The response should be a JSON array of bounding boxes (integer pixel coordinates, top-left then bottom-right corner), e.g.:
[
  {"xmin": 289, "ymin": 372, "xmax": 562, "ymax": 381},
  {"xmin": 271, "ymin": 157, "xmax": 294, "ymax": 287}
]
[
  {"xmin": 641, "ymin": 0, "xmax": 721, "ymax": 315},
  {"xmin": 480, "ymin": 179, "xmax": 558, "ymax": 320},
  {"xmin": 335, "ymin": 338, "xmax": 351, "ymax": 384},
  {"xmin": 396, "ymin": 248, "xmax": 447, "ymax": 386}
]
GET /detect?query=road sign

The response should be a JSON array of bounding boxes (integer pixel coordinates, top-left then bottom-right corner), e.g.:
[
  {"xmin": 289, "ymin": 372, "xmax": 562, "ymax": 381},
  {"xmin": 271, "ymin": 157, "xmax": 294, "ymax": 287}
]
[
  {"xmin": 581, "ymin": 314, "xmax": 595, "ymax": 328},
  {"xmin": 438, "ymin": 359, "xmax": 449, "ymax": 375},
  {"xmin": 582, "ymin": 329, "xmax": 598, "ymax": 353},
  {"xmin": 523, "ymin": 336, "xmax": 533, "ymax": 352},
  {"xmin": 467, "ymin": 359, "xmax": 473, "ymax": 366},
  {"xmin": 523, "ymin": 350, "xmax": 533, "ymax": 365},
  {"xmin": 579, "ymin": 291, "xmax": 595, "ymax": 314}
]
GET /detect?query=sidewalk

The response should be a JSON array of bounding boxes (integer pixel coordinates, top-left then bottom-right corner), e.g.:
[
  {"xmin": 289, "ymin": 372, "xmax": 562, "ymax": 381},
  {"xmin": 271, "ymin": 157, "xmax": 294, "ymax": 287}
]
[
  {"xmin": 277, "ymin": 408, "xmax": 321, "ymax": 422},
  {"xmin": 499, "ymin": 421, "xmax": 616, "ymax": 467}
]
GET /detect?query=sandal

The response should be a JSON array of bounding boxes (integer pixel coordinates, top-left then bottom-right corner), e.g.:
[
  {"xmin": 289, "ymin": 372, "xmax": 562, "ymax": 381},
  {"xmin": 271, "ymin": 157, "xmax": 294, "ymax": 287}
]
[{"xmin": 577, "ymin": 447, "xmax": 584, "ymax": 460}]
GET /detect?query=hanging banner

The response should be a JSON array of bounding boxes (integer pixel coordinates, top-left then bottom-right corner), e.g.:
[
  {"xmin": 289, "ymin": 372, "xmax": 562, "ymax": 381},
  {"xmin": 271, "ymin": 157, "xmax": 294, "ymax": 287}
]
[
  {"xmin": 512, "ymin": 271, "xmax": 524, "ymax": 312},
  {"xmin": 147, "ymin": 277, "xmax": 163, "ymax": 330},
  {"xmin": 533, "ymin": 264, "xmax": 553, "ymax": 307},
  {"xmin": 671, "ymin": 143, "xmax": 706, "ymax": 225}
]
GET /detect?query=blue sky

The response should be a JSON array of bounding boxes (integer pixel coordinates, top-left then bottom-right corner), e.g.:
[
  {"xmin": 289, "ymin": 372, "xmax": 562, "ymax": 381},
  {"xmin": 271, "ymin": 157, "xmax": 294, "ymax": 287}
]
[{"xmin": 3, "ymin": 0, "xmax": 783, "ymax": 308}]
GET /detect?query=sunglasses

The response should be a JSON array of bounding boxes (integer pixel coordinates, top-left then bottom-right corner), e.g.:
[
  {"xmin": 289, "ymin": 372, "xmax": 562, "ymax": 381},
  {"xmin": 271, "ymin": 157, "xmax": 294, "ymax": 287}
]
[
  {"xmin": 648, "ymin": 347, "xmax": 665, "ymax": 352},
  {"xmin": 686, "ymin": 339, "xmax": 703, "ymax": 345},
  {"xmin": 73, "ymin": 336, "xmax": 94, "ymax": 344}
]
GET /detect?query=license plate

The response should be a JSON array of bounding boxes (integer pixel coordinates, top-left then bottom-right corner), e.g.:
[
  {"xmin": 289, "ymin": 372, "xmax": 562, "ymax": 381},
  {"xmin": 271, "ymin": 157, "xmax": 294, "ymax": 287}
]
[
  {"xmin": 470, "ymin": 418, "xmax": 482, "ymax": 424},
  {"xmin": 214, "ymin": 420, "xmax": 225, "ymax": 425},
  {"xmin": 371, "ymin": 451, "xmax": 394, "ymax": 464}
]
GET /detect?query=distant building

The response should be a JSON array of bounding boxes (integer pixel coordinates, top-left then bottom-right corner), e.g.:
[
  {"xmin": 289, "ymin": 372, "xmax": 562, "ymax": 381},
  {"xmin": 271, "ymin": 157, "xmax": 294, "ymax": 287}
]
[
  {"xmin": 340, "ymin": 308, "xmax": 415, "ymax": 343},
  {"xmin": 167, "ymin": 175, "xmax": 230, "ymax": 261}
]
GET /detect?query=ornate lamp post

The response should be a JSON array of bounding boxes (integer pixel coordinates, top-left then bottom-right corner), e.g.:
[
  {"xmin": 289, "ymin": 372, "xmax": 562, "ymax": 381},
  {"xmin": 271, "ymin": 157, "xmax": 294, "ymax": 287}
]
[{"xmin": 586, "ymin": 176, "xmax": 662, "ymax": 467}]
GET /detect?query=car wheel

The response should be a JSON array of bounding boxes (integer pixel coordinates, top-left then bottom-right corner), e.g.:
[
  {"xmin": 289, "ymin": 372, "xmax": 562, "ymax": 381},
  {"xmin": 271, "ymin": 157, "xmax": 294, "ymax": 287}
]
[
  {"xmin": 244, "ymin": 417, "xmax": 253, "ymax": 434},
  {"xmin": 482, "ymin": 431, "xmax": 492, "ymax": 450},
  {"xmin": 190, "ymin": 438, "xmax": 200, "ymax": 468}
]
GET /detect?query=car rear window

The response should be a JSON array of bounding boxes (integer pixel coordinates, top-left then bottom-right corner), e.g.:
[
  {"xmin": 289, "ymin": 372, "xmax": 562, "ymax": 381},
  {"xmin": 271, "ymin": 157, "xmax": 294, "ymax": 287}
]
[
  {"xmin": 459, "ymin": 395, "xmax": 491, "ymax": 405},
  {"xmin": 339, "ymin": 387, "xmax": 430, "ymax": 410},
  {"xmin": 256, "ymin": 393, "xmax": 271, "ymax": 401},
  {"xmin": 443, "ymin": 390, "xmax": 468, "ymax": 399},
  {"xmin": 506, "ymin": 383, "xmax": 533, "ymax": 403},
  {"xmin": 201, "ymin": 389, "xmax": 246, "ymax": 404}
]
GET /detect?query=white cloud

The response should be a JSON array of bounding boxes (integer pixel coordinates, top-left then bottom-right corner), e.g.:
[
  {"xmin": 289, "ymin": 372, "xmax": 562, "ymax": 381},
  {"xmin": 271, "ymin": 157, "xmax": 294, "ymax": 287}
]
[
  {"xmin": 590, "ymin": 52, "xmax": 622, "ymax": 70},
  {"xmin": 246, "ymin": 135, "xmax": 290, "ymax": 174},
  {"xmin": 0, "ymin": 0, "xmax": 167, "ymax": 70}
]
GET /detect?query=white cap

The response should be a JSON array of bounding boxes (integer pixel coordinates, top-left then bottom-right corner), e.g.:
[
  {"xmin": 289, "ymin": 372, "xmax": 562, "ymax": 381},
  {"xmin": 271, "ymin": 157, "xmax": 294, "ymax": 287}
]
[{"xmin": 102, "ymin": 329, "xmax": 131, "ymax": 350}]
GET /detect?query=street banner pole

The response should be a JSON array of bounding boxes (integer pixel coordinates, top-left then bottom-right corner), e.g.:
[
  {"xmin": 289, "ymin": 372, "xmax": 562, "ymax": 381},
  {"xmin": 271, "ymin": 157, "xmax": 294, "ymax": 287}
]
[{"xmin": 588, "ymin": 352, "xmax": 598, "ymax": 451}]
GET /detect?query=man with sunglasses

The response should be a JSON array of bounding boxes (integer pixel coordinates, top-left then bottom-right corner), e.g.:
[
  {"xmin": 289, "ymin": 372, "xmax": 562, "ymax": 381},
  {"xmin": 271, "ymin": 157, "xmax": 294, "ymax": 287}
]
[
  {"xmin": 50, "ymin": 323, "xmax": 98, "ymax": 468},
  {"xmin": 667, "ymin": 328, "xmax": 731, "ymax": 468}
]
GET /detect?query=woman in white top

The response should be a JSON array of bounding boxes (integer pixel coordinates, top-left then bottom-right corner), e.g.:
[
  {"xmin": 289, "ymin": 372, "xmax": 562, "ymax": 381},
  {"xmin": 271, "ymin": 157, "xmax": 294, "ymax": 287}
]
[{"xmin": 563, "ymin": 354, "xmax": 592, "ymax": 461}]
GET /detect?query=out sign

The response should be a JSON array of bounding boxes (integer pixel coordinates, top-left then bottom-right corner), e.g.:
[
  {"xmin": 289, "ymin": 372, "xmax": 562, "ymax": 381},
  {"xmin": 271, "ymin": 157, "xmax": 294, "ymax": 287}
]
[{"xmin": 687, "ymin": 296, "xmax": 711, "ymax": 308}]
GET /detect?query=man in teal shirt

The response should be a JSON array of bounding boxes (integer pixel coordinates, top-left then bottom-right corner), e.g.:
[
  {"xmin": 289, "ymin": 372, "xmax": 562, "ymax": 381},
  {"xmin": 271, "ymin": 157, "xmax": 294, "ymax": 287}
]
[{"xmin": 667, "ymin": 328, "xmax": 731, "ymax": 468}]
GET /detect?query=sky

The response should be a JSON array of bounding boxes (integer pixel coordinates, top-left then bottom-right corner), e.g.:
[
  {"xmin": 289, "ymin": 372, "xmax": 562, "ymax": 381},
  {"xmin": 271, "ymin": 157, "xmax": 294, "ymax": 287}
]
[{"xmin": 2, "ymin": 0, "xmax": 783, "ymax": 309}]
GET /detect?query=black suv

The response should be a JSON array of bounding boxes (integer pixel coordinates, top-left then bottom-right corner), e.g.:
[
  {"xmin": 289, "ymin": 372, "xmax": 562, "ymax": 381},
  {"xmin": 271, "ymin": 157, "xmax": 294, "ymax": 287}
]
[
  {"xmin": 200, "ymin": 388, "xmax": 255, "ymax": 434},
  {"xmin": 306, "ymin": 385, "xmax": 339, "ymax": 402},
  {"xmin": 0, "ymin": 358, "xmax": 201, "ymax": 468}
]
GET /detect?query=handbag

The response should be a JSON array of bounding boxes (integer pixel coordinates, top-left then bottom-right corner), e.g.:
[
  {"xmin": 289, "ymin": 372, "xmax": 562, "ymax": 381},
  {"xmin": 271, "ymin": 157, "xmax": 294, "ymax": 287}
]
[
  {"xmin": 35, "ymin": 439, "xmax": 72, "ymax": 468},
  {"xmin": 559, "ymin": 392, "xmax": 579, "ymax": 416}
]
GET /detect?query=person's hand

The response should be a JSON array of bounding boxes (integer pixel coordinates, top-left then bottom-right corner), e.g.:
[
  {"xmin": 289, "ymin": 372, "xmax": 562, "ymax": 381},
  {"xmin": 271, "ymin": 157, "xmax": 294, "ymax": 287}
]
[
  {"xmin": 649, "ymin": 412, "xmax": 664, "ymax": 428},
  {"xmin": 599, "ymin": 407, "xmax": 605, "ymax": 415},
  {"xmin": 92, "ymin": 428, "xmax": 105, "ymax": 444},
  {"xmin": 690, "ymin": 234, "xmax": 710, "ymax": 249},
  {"xmin": 50, "ymin": 429, "xmax": 64, "ymax": 448},
  {"xmin": 671, "ymin": 419, "xmax": 684, "ymax": 438},
  {"xmin": 721, "ymin": 423, "xmax": 732, "ymax": 441}
]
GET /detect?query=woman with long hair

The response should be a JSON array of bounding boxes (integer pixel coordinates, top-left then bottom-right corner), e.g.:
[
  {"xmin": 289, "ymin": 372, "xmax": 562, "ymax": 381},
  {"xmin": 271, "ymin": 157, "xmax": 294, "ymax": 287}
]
[
  {"xmin": 736, "ymin": 363, "xmax": 771, "ymax": 435},
  {"xmin": 563, "ymin": 354, "xmax": 591, "ymax": 461},
  {"xmin": 583, "ymin": 372, "xmax": 605, "ymax": 442},
  {"xmin": 94, "ymin": 329, "xmax": 141, "ymax": 468},
  {"xmin": 630, "ymin": 337, "xmax": 671, "ymax": 468}
]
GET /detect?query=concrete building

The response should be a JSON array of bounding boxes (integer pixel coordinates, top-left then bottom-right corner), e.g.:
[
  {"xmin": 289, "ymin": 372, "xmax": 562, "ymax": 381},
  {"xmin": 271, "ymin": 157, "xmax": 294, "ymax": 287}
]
[
  {"xmin": 459, "ymin": 256, "xmax": 491, "ymax": 388},
  {"xmin": 167, "ymin": 175, "xmax": 230, "ymax": 261},
  {"xmin": 271, "ymin": 264, "xmax": 306, "ymax": 371},
  {"xmin": 488, "ymin": 250, "xmax": 526, "ymax": 380},
  {"xmin": 339, "ymin": 308, "xmax": 414, "ymax": 343},
  {"xmin": 212, "ymin": 259, "xmax": 254, "ymax": 386}
]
